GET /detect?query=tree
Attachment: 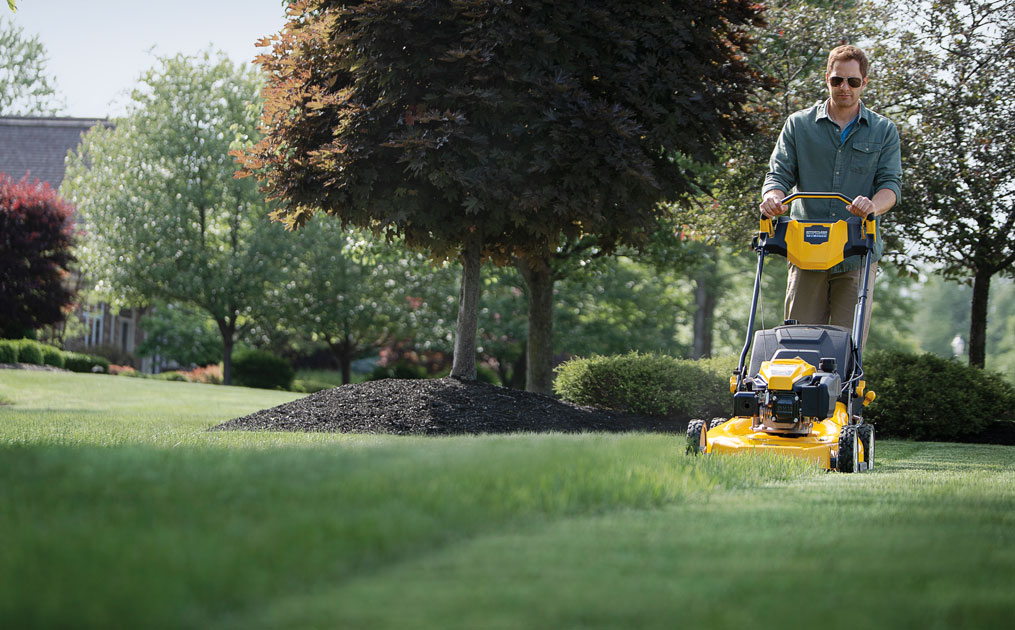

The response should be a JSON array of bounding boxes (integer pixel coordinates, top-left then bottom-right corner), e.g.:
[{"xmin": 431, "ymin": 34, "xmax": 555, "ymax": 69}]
[
  {"xmin": 890, "ymin": 0, "xmax": 1015, "ymax": 368},
  {"xmin": 555, "ymin": 254, "xmax": 692, "ymax": 359},
  {"xmin": 0, "ymin": 173, "xmax": 76, "ymax": 338},
  {"xmin": 239, "ymin": 0, "xmax": 766, "ymax": 390},
  {"xmin": 267, "ymin": 217, "xmax": 461, "ymax": 384},
  {"xmin": 136, "ymin": 302, "xmax": 224, "ymax": 369},
  {"xmin": 62, "ymin": 51, "xmax": 289, "ymax": 384},
  {"xmin": 0, "ymin": 15, "xmax": 61, "ymax": 115}
]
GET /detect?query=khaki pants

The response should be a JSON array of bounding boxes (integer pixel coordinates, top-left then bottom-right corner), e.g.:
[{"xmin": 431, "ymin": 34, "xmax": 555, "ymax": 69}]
[{"xmin": 785, "ymin": 261, "xmax": 878, "ymax": 350}]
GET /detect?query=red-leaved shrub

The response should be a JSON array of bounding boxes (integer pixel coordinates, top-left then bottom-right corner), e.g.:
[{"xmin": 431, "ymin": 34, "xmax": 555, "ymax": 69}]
[{"xmin": 0, "ymin": 173, "xmax": 77, "ymax": 339}]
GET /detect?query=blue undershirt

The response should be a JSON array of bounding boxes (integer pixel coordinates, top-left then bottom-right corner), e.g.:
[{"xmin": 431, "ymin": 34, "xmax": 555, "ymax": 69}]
[{"xmin": 840, "ymin": 114, "xmax": 860, "ymax": 144}]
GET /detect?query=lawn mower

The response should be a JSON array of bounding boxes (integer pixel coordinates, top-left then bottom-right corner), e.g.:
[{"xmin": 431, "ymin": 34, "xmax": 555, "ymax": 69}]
[{"xmin": 686, "ymin": 192, "xmax": 877, "ymax": 472}]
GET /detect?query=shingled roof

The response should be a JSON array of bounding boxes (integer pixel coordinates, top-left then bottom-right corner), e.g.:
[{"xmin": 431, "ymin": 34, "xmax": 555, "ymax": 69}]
[{"xmin": 0, "ymin": 116, "xmax": 112, "ymax": 189}]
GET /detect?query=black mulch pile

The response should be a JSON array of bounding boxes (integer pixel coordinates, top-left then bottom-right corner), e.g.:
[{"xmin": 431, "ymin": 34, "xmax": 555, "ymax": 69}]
[{"xmin": 212, "ymin": 376, "xmax": 685, "ymax": 435}]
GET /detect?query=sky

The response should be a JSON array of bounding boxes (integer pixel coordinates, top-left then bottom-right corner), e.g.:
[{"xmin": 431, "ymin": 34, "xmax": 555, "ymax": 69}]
[{"xmin": 8, "ymin": 1, "xmax": 288, "ymax": 118}]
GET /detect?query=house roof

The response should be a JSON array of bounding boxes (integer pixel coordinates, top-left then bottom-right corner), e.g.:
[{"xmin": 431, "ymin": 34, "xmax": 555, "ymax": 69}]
[{"xmin": 0, "ymin": 116, "xmax": 113, "ymax": 189}]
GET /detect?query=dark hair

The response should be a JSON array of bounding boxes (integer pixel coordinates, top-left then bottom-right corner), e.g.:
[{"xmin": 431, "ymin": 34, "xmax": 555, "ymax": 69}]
[{"xmin": 826, "ymin": 45, "xmax": 870, "ymax": 78}]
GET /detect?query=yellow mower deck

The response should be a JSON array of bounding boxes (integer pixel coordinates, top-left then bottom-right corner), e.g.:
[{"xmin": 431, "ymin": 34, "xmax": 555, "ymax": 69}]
[{"xmin": 707, "ymin": 402, "xmax": 867, "ymax": 471}]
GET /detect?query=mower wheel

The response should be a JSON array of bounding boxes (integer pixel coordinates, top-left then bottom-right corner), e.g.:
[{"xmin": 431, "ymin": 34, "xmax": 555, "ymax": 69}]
[
  {"xmin": 857, "ymin": 424, "xmax": 875, "ymax": 472},
  {"xmin": 836, "ymin": 426, "xmax": 858, "ymax": 473},
  {"xmin": 686, "ymin": 419, "xmax": 707, "ymax": 455},
  {"xmin": 709, "ymin": 417, "xmax": 728, "ymax": 430}
]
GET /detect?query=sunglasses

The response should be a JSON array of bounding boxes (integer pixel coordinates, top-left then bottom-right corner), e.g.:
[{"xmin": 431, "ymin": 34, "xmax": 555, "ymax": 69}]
[{"xmin": 829, "ymin": 76, "xmax": 863, "ymax": 88}]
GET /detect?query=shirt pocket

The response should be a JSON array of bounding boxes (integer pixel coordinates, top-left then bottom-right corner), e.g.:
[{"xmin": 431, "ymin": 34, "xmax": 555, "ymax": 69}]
[{"xmin": 850, "ymin": 142, "xmax": 882, "ymax": 174}]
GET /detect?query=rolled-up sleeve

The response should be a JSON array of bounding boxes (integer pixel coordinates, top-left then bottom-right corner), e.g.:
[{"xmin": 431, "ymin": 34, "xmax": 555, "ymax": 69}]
[
  {"xmin": 874, "ymin": 121, "xmax": 902, "ymax": 204},
  {"xmin": 763, "ymin": 118, "xmax": 798, "ymax": 196}
]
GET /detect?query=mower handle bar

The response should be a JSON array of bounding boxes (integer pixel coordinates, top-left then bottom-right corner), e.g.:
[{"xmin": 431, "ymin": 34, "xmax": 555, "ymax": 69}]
[
  {"xmin": 781, "ymin": 191, "xmax": 854, "ymax": 207},
  {"xmin": 739, "ymin": 190, "xmax": 876, "ymax": 393},
  {"xmin": 759, "ymin": 192, "xmax": 874, "ymax": 226}
]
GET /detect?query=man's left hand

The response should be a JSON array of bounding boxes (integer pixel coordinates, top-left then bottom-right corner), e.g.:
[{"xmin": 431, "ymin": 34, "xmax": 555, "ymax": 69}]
[{"xmin": 848, "ymin": 195, "xmax": 876, "ymax": 218}]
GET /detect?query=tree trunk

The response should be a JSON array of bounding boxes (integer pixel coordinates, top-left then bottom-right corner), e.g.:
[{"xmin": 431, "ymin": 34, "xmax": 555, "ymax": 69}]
[
  {"xmin": 329, "ymin": 336, "xmax": 354, "ymax": 385},
  {"xmin": 968, "ymin": 270, "xmax": 991, "ymax": 368},
  {"xmin": 510, "ymin": 346, "xmax": 527, "ymax": 390},
  {"xmin": 217, "ymin": 318, "xmax": 236, "ymax": 385},
  {"xmin": 451, "ymin": 232, "xmax": 482, "ymax": 380},
  {"xmin": 692, "ymin": 266, "xmax": 717, "ymax": 360},
  {"xmin": 518, "ymin": 253, "xmax": 555, "ymax": 394}
]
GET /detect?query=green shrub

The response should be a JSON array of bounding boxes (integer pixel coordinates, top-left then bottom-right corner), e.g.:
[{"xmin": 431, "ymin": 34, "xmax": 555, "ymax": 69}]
[
  {"xmin": 153, "ymin": 371, "xmax": 187, "ymax": 382},
  {"xmin": 83, "ymin": 343, "xmax": 136, "ymax": 369},
  {"xmin": 291, "ymin": 379, "xmax": 334, "ymax": 394},
  {"xmin": 14, "ymin": 340, "xmax": 44, "ymax": 365},
  {"xmin": 553, "ymin": 352, "xmax": 732, "ymax": 418},
  {"xmin": 368, "ymin": 360, "xmax": 428, "ymax": 381},
  {"xmin": 0, "ymin": 339, "xmax": 18, "ymax": 363},
  {"xmin": 62, "ymin": 352, "xmax": 110, "ymax": 374},
  {"xmin": 476, "ymin": 365, "xmax": 501, "ymax": 385},
  {"xmin": 865, "ymin": 350, "xmax": 1015, "ymax": 441},
  {"xmin": 232, "ymin": 349, "xmax": 294, "ymax": 390},
  {"xmin": 41, "ymin": 345, "xmax": 65, "ymax": 368}
]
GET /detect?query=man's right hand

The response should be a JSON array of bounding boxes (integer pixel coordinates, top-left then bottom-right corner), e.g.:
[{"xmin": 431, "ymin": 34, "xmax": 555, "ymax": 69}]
[{"xmin": 759, "ymin": 190, "xmax": 787, "ymax": 219}]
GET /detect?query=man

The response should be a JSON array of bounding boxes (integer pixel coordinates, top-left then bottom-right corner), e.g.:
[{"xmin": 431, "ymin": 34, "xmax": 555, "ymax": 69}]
[{"xmin": 760, "ymin": 45, "xmax": 902, "ymax": 348}]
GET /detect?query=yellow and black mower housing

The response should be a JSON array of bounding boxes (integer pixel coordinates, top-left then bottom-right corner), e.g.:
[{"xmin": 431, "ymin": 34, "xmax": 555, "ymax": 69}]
[{"xmin": 689, "ymin": 192, "xmax": 878, "ymax": 473}]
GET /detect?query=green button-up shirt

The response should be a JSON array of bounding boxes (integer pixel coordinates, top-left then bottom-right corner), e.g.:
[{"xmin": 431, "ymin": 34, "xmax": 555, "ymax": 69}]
[{"xmin": 763, "ymin": 100, "xmax": 903, "ymax": 273}]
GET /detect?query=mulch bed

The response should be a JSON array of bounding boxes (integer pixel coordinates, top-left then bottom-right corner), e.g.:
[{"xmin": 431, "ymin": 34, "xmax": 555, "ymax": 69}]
[{"xmin": 212, "ymin": 376, "xmax": 685, "ymax": 435}]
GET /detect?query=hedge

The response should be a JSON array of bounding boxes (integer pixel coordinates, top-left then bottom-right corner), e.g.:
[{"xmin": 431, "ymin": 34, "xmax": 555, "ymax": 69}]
[
  {"xmin": 553, "ymin": 352, "xmax": 735, "ymax": 418},
  {"xmin": 14, "ymin": 340, "xmax": 44, "ymax": 365},
  {"xmin": 864, "ymin": 350, "xmax": 1015, "ymax": 442},
  {"xmin": 0, "ymin": 339, "xmax": 63, "ymax": 366},
  {"xmin": 2, "ymin": 339, "xmax": 99, "ymax": 371},
  {"xmin": 41, "ymin": 345, "xmax": 65, "ymax": 368},
  {"xmin": 0, "ymin": 339, "xmax": 18, "ymax": 363},
  {"xmin": 232, "ymin": 349, "xmax": 294, "ymax": 390},
  {"xmin": 63, "ymin": 352, "xmax": 110, "ymax": 374}
]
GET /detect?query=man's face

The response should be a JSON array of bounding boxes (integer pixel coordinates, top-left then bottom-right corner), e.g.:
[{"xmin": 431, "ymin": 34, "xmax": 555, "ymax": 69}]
[{"xmin": 826, "ymin": 59, "xmax": 867, "ymax": 109}]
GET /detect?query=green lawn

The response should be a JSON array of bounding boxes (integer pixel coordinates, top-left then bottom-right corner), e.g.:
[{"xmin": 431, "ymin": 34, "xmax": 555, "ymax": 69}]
[{"xmin": 1, "ymin": 371, "xmax": 1013, "ymax": 629}]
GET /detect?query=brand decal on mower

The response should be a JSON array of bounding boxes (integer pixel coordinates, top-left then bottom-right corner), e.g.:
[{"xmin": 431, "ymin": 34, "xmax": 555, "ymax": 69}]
[
  {"xmin": 768, "ymin": 365, "xmax": 798, "ymax": 376},
  {"xmin": 803, "ymin": 225, "xmax": 830, "ymax": 244}
]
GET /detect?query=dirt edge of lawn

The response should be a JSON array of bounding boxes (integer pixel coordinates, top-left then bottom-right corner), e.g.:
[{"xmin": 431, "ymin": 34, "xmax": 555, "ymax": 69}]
[{"xmin": 212, "ymin": 376, "xmax": 686, "ymax": 436}]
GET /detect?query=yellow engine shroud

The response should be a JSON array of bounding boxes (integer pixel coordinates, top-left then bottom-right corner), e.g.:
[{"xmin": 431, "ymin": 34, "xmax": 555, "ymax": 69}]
[
  {"xmin": 759, "ymin": 358, "xmax": 815, "ymax": 391},
  {"xmin": 712, "ymin": 356, "xmax": 866, "ymax": 470}
]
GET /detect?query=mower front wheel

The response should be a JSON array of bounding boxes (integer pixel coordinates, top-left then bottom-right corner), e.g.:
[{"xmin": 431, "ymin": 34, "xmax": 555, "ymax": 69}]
[
  {"xmin": 686, "ymin": 419, "xmax": 707, "ymax": 456},
  {"xmin": 858, "ymin": 424, "xmax": 875, "ymax": 471},
  {"xmin": 836, "ymin": 426, "xmax": 858, "ymax": 473}
]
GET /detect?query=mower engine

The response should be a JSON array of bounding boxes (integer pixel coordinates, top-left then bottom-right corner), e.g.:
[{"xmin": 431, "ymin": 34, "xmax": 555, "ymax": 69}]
[{"xmin": 734, "ymin": 357, "xmax": 841, "ymax": 435}]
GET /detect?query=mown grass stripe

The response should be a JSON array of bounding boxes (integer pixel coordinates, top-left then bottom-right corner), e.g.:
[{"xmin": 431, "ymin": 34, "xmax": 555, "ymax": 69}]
[{"xmin": 224, "ymin": 442, "xmax": 1015, "ymax": 630}]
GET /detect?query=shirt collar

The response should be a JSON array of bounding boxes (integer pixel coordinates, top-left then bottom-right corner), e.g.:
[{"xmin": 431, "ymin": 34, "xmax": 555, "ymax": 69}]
[{"xmin": 816, "ymin": 99, "xmax": 869, "ymax": 125}]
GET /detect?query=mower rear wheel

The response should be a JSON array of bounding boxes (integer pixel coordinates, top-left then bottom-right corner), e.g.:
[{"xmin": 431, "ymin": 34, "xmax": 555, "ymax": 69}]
[
  {"xmin": 857, "ymin": 424, "xmax": 875, "ymax": 471},
  {"xmin": 686, "ymin": 419, "xmax": 707, "ymax": 455},
  {"xmin": 836, "ymin": 426, "xmax": 858, "ymax": 473},
  {"xmin": 709, "ymin": 417, "xmax": 728, "ymax": 430}
]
